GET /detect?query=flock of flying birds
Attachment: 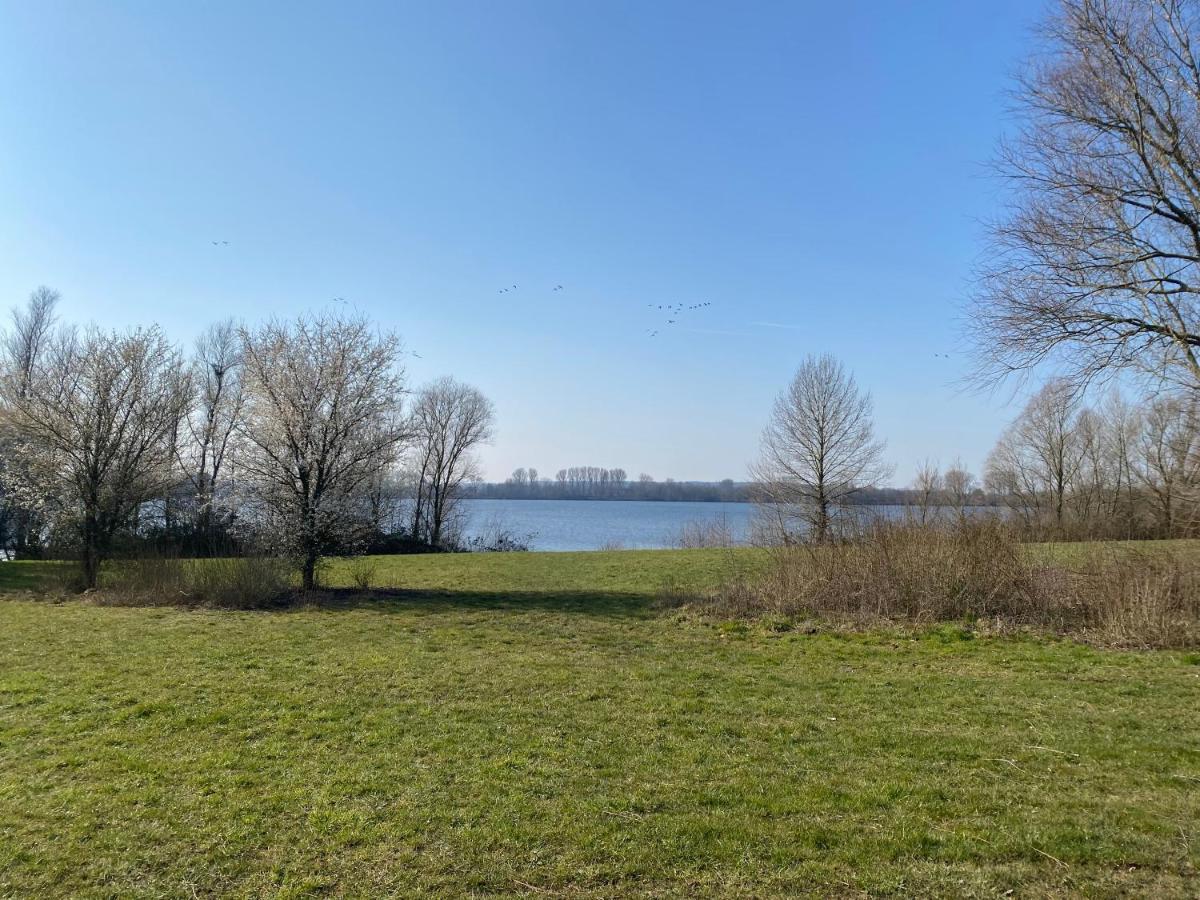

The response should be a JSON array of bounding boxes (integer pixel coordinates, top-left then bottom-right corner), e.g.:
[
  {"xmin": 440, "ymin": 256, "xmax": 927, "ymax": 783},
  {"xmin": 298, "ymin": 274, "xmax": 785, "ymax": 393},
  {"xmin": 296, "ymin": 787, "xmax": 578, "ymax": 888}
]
[
  {"xmin": 209, "ymin": 240, "xmax": 714, "ymax": 345},
  {"xmin": 498, "ymin": 284, "xmax": 565, "ymax": 294},
  {"xmin": 206, "ymin": 247, "xmax": 955, "ymax": 360},
  {"xmin": 645, "ymin": 300, "xmax": 712, "ymax": 337},
  {"xmin": 493, "ymin": 284, "xmax": 714, "ymax": 338}
]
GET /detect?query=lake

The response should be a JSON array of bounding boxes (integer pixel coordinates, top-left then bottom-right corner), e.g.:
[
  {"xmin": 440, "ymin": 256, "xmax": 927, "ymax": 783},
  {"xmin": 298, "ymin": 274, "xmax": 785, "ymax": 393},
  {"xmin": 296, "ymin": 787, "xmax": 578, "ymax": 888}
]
[
  {"xmin": 459, "ymin": 499, "xmax": 997, "ymax": 551},
  {"xmin": 460, "ymin": 499, "xmax": 753, "ymax": 551}
]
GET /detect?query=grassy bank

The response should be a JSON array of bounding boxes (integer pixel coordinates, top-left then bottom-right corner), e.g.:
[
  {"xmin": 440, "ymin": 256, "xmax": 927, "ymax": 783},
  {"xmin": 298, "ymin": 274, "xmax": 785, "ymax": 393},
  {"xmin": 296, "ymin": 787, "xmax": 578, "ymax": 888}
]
[
  {"xmin": 1, "ymin": 548, "xmax": 1199, "ymax": 896},
  {"xmin": 2, "ymin": 538, "xmax": 1195, "ymax": 597}
]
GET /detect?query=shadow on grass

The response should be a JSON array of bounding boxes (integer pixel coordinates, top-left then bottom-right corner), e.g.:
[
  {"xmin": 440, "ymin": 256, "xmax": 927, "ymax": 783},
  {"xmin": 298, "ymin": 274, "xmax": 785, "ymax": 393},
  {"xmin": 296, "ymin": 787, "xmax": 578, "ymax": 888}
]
[
  {"xmin": 0, "ymin": 560, "xmax": 69, "ymax": 593},
  {"xmin": 0, "ymin": 567, "xmax": 658, "ymax": 620},
  {"xmin": 289, "ymin": 587, "xmax": 656, "ymax": 619}
]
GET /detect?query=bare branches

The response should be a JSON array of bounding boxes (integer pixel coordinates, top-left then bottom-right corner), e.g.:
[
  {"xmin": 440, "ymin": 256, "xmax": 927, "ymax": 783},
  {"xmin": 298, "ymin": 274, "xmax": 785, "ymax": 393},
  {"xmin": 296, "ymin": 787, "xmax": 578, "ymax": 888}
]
[
  {"xmin": 175, "ymin": 320, "xmax": 245, "ymax": 547},
  {"xmin": 753, "ymin": 354, "xmax": 890, "ymax": 541},
  {"xmin": 971, "ymin": 0, "xmax": 1200, "ymax": 391},
  {"xmin": 407, "ymin": 377, "xmax": 495, "ymax": 548},
  {"xmin": 984, "ymin": 378, "xmax": 1199, "ymax": 537}
]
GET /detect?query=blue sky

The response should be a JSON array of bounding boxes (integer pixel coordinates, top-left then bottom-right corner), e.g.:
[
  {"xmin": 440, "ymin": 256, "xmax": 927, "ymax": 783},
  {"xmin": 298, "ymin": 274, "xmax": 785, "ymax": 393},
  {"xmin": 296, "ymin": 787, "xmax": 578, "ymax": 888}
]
[{"xmin": 0, "ymin": 0, "xmax": 1047, "ymax": 484}]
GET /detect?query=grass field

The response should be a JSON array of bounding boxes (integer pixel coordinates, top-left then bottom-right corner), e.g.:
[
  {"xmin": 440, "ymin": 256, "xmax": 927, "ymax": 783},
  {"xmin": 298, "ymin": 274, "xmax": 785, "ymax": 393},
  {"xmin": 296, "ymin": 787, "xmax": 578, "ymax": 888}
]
[{"xmin": 1, "ymin": 549, "xmax": 1199, "ymax": 896}]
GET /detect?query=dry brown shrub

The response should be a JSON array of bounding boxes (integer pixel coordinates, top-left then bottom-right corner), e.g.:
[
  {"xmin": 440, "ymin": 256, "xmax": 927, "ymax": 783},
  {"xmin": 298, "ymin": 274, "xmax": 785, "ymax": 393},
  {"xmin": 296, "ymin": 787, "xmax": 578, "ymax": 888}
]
[
  {"xmin": 102, "ymin": 555, "xmax": 293, "ymax": 608},
  {"xmin": 671, "ymin": 519, "xmax": 1200, "ymax": 648}
]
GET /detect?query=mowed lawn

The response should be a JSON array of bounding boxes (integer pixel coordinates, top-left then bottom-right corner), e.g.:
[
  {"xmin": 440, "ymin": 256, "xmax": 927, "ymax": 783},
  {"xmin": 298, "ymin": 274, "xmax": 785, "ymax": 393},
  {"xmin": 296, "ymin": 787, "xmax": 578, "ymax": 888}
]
[{"xmin": 1, "ymin": 550, "xmax": 1198, "ymax": 897}]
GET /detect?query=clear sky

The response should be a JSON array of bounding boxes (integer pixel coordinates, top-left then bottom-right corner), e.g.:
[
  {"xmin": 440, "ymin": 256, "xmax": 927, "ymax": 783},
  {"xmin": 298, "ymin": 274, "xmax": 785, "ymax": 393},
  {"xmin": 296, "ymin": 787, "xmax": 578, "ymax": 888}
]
[{"xmin": 0, "ymin": 0, "xmax": 1048, "ymax": 485}]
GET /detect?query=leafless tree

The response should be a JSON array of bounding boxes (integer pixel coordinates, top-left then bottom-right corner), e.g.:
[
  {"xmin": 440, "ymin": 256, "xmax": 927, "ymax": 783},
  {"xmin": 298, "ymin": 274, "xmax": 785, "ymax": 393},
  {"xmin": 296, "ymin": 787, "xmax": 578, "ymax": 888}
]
[
  {"xmin": 753, "ymin": 354, "xmax": 890, "ymax": 542},
  {"xmin": 0, "ymin": 325, "xmax": 190, "ymax": 588},
  {"xmin": 911, "ymin": 458, "xmax": 942, "ymax": 525},
  {"xmin": 176, "ymin": 320, "xmax": 245, "ymax": 549},
  {"xmin": 986, "ymin": 380, "xmax": 1082, "ymax": 530},
  {"xmin": 407, "ymin": 377, "xmax": 495, "ymax": 548},
  {"xmin": 3, "ymin": 287, "xmax": 59, "ymax": 399},
  {"xmin": 942, "ymin": 458, "xmax": 978, "ymax": 522},
  {"xmin": 1134, "ymin": 392, "xmax": 1200, "ymax": 532},
  {"xmin": 970, "ymin": 0, "xmax": 1200, "ymax": 392},
  {"xmin": 1098, "ymin": 389, "xmax": 1142, "ymax": 528},
  {"xmin": 237, "ymin": 313, "xmax": 408, "ymax": 589}
]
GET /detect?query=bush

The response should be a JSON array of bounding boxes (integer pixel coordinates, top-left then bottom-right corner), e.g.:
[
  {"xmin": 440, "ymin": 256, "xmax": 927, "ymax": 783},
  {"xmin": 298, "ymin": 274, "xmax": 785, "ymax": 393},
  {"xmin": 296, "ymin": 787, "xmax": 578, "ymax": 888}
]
[
  {"xmin": 344, "ymin": 556, "xmax": 379, "ymax": 591},
  {"xmin": 102, "ymin": 555, "xmax": 293, "ymax": 608},
  {"xmin": 1067, "ymin": 550, "xmax": 1200, "ymax": 648},
  {"xmin": 106, "ymin": 554, "xmax": 191, "ymax": 599},
  {"xmin": 188, "ymin": 556, "xmax": 293, "ymax": 608},
  {"xmin": 665, "ymin": 519, "xmax": 1200, "ymax": 648},
  {"xmin": 676, "ymin": 516, "xmax": 735, "ymax": 549},
  {"xmin": 458, "ymin": 522, "xmax": 535, "ymax": 552}
]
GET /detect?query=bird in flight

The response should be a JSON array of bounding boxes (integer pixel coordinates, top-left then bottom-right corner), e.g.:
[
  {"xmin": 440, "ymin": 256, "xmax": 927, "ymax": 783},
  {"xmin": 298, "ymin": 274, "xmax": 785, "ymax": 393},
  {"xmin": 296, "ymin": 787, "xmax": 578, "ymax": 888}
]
[{"xmin": 554, "ymin": 284, "xmax": 564, "ymax": 291}]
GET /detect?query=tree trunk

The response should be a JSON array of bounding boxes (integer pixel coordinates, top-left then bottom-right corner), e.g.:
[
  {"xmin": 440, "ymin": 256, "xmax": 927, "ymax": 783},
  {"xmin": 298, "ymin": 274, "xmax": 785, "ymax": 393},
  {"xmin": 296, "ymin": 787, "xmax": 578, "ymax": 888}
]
[
  {"xmin": 815, "ymin": 493, "xmax": 830, "ymax": 543},
  {"xmin": 81, "ymin": 515, "xmax": 101, "ymax": 590},
  {"xmin": 301, "ymin": 553, "xmax": 318, "ymax": 591}
]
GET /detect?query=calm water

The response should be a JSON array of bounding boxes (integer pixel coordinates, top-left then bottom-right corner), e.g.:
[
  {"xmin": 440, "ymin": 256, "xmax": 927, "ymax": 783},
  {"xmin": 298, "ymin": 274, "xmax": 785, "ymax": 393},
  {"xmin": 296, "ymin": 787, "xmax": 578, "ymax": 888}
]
[
  {"xmin": 460, "ymin": 499, "xmax": 998, "ymax": 551},
  {"xmin": 461, "ymin": 499, "xmax": 753, "ymax": 551}
]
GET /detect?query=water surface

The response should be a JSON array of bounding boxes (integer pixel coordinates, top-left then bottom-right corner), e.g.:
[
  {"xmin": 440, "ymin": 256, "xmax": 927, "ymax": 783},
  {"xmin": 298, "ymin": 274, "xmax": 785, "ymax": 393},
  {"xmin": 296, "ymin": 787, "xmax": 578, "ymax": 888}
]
[{"xmin": 461, "ymin": 498, "xmax": 752, "ymax": 551}]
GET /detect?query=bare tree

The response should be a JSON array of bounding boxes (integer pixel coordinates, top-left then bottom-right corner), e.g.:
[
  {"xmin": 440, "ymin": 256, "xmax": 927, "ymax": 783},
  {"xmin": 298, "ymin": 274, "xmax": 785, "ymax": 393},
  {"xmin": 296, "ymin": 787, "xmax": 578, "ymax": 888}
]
[
  {"xmin": 0, "ymin": 325, "xmax": 190, "ymax": 588},
  {"xmin": 177, "ymin": 320, "xmax": 245, "ymax": 550},
  {"xmin": 407, "ymin": 377, "xmax": 495, "ymax": 548},
  {"xmin": 910, "ymin": 458, "xmax": 942, "ymax": 525},
  {"xmin": 3, "ymin": 287, "xmax": 59, "ymax": 398},
  {"xmin": 942, "ymin": 458, "xmax": 978, "ymax": 522},
  {"xmin": 753, "ymin": 354, "xmax": 890, "ymax": 542},
  {"xmin": 970, "ymin": 0, "xmax": 1200, "ymax": 391},
  {"xmin": 237, "ymin": 314, "xmax": 407, "ymax": 590},
  {"xmin": 1098, "ymin": 389, "xmax": 1142, "ymax": 529},
  {"xmin": 986, "ymin": 380, "xmax": 1083, "ymax": 530},
  {"xmin": 1134, "ymin": 392, "xmax": 1200, "ymax": 533}
]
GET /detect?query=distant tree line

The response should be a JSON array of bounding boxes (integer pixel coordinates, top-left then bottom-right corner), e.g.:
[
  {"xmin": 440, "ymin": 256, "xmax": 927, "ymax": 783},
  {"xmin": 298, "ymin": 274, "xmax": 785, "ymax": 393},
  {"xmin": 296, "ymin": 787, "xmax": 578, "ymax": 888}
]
[
  {"xmin": 0, "ymin": 290, "xmax": 496, "ymax": 589},
  {"xmin": 469, "ymin": 470, "xmax": 746, "ymax": 502},
  {"xmin": 983, "ymin": 382, "xmax": 1199, "ymax": 540},
  {"xmin": 468, "ymin": 464, "xmax": 997, "ymax": 508}
]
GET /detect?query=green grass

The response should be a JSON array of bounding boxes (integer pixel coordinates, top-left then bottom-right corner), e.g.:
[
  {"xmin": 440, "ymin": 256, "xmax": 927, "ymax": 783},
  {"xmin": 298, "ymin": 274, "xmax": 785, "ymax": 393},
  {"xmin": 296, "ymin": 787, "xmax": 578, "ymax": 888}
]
[{"xmin": 1, "ymin": 549, "xmax": 1199, "ymax": 896}]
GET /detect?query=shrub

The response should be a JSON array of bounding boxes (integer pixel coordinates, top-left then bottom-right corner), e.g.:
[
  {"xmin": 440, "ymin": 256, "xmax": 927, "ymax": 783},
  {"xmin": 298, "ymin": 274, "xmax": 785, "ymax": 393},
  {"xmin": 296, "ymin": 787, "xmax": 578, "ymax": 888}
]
[
  {"xmin": 344, "ymin": 556, "xmax": 379, "ymax": 591},
  {"xmin": 676, "ymin": 516, "xmax": 735, "ymax": 549},
  {"xmin": 1067, "ymin": 550, "xmax": 1200, "ymax": 649},
  {"xmin": 101, "ymin": 555, "xmax": 293, "ymax": 608},
  {"xmin": 106, "ymin": 554, "xmax": 191, "ymax": 600},
  {"xmin": 188, "ymin": 556, "xmax": 293, "ymax": 608},
  {"xmin": 667, "ymin": 519, "xmax": 1200, "ymax": 648}
]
